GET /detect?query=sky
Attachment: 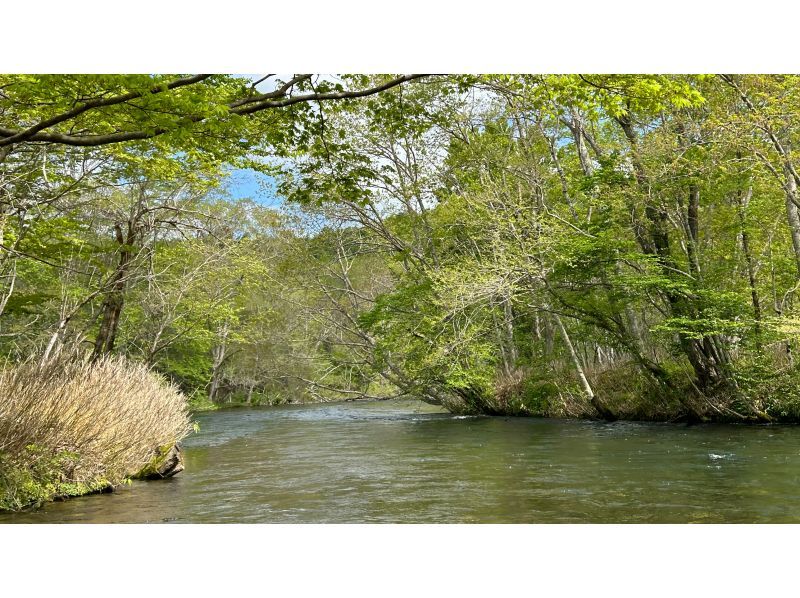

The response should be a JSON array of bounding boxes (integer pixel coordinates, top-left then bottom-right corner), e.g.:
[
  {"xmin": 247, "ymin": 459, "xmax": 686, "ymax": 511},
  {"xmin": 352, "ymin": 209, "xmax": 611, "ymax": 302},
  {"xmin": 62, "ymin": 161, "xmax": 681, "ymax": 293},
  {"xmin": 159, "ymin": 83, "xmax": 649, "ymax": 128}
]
[
  {"xmin": 223, "ymin": 74, "xmax": 343, "ymax": 208},
  {"xmin": 224, "ymin": 167, "xmax": 281, "ymax": 207},
  {"xmin": 221, "ymin": 75, "xmax": 285, "ymax": 207}
]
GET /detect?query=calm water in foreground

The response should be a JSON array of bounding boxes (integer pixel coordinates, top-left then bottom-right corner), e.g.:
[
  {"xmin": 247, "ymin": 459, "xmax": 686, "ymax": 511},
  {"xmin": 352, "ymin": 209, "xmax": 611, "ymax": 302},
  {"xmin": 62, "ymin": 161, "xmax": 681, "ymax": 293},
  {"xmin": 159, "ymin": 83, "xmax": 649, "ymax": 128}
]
[{"xmin": 3, "ymin": 399, "xmax": 800, "ymax": 523}]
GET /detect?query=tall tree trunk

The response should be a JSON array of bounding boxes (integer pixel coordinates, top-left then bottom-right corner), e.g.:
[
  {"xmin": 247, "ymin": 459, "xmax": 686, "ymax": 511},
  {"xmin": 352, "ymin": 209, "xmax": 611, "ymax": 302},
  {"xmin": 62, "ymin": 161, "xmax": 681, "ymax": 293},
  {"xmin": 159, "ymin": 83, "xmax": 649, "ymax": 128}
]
[
  {"xmin": 555, "ymin": 314, "xmax": 616, "ymax": 421},
  {"xmin": 685, "ymin": 184, "xmax": 701, "ymax": 278},
  {"xmin": 92, "ymin": 223, "xmax": 132, "ymax": 361},
  {"xmin": 736, "ymin": 187, "xmax": 762, "ymax": 337},
  {"xmin": 566, "ymin": 107, "xmax": 595, "ymax": 178},
  {"xmin": 783, "ymin": 164, "xmax": 800, "ymax": 276},
  {"xmin": 616, "ymin": 113, "xmax": 730, "ymax": 395}
]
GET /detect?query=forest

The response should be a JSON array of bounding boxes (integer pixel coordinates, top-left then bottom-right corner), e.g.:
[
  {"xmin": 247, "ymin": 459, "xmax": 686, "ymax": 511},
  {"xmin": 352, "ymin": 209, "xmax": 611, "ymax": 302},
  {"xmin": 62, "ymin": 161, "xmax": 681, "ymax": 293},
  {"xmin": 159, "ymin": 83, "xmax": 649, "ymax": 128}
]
[{"xmin": 3, "ymin": 74, "xmax": 800, "ymax": 509}]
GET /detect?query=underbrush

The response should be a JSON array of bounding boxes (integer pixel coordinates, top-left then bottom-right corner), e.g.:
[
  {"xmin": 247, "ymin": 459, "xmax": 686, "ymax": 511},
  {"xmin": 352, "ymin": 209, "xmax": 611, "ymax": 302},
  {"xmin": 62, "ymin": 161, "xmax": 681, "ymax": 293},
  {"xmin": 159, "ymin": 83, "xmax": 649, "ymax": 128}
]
[
  {"xmin": 438, "ymin": 356, "xmax": 800, "ymax": 423},
  {"xmin": 188, "ymin": 390, "xmax": 292, "ymax": 412},
  {"xmin": 0, "ymin": 356, "xmax": 192, "ymax": 511},
  {"xmin": 732, "ymin": 356, "xmax": 800, "ymax": 421},
  {"xmin": 187, "ymin": 392, "xmax": 223, "ymax": 412},
  {"xmin": 588, "ymin": 362, "xmax": 690, "ymax": 421}
]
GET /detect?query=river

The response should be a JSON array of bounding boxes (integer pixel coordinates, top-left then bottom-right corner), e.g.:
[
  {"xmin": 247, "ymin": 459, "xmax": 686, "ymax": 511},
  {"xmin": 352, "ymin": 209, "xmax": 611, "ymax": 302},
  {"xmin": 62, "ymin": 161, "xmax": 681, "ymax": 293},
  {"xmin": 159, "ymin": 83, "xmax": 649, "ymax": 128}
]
[{"xmin": 3, "ymin": 399, "xmax": 800, "ymax": 523}]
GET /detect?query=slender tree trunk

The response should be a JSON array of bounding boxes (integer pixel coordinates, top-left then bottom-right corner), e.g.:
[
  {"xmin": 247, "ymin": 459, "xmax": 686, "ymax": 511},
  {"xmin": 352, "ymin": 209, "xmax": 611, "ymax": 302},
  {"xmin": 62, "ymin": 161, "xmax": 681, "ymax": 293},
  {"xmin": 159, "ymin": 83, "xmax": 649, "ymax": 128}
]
[
  {"xmin": 566, "ymin": 108, "xmax": 595, "ymax": 177},
  {"xmin": 42, "ymin": 317, "xmax": 69, "ymax": 361},
  {"xmin": 92, "ymin": 223, "xmax": 132, "ymax": 361},
  {"xmin": 0, "ymin": 211, "xmax": 22, "ymax": 319},
  {"xmin": 783, "ymin": 164, "xmax": 800, "ymax": 276},
  {"xmin": 92, "ymin": 292, "xmax": 125, "ymax": 359},
  {"xmin": 736, "ymin": 187, "xmax": 762, "ymax": 335},
  {"xmin": 208, "ymin": 323, "xmax": 229, "ymax": 402},
  {"xmin": 555, "ymin": 314, "xmax": 616, "ymax": 421},
  {"xmin": 685, "ymin": 184, "xmax": 701, "ymax": 278},
  {"xmin": 246, "ymin": 382, "xmax": 254, "ymax": 405},
  {"xmin": 0, "ymin": 258, "xmax": 16, "ymax": 318}
]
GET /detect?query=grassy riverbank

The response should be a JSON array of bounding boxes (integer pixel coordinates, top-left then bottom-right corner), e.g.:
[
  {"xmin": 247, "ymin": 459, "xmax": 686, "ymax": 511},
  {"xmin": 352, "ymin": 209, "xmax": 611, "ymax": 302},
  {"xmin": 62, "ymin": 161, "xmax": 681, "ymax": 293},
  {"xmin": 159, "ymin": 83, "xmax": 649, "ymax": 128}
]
[
  {"xmin": 188, "ymin": 389, "xmax": 300, "ymax": 413},
  {"xmin": 189, "ymin": 356, "xmax": 800, "ymax": 424},
  {"xmin": 0, "ymin": 357, "xmax": 192, "ymax": 512},
  {"xmin": 430, "ymin": 353, "xmax": 800, "ymax": 424}
]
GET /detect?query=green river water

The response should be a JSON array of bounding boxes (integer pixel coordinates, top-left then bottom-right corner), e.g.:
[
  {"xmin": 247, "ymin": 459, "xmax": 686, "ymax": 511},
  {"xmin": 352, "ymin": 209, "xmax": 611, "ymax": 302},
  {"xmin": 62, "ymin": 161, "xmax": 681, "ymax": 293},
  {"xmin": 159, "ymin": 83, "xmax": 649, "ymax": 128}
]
[{"xmin": 3, "ymin": 399, "xmax": 800, "ymax": 523}]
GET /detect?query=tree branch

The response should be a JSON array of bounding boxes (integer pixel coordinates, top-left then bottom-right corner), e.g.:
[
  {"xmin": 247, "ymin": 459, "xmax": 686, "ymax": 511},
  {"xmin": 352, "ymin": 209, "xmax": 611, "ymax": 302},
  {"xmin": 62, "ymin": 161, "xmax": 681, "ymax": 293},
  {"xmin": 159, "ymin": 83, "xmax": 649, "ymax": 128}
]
[
  {"xmin": 0, "ymin": 74, "xmax": 430, "ymax": 148},
  {"xmin": 0, "ymin": 75, "xmax": 213, "ymax": 147}
]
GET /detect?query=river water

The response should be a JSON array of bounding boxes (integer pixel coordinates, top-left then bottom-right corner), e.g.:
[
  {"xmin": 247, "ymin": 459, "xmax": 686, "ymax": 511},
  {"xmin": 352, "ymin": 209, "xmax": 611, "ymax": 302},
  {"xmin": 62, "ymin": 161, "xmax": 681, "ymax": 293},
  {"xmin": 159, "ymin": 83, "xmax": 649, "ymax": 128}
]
[{"xmin": 3, "ymin": 399, "xmax": 800, "ymax": 523}]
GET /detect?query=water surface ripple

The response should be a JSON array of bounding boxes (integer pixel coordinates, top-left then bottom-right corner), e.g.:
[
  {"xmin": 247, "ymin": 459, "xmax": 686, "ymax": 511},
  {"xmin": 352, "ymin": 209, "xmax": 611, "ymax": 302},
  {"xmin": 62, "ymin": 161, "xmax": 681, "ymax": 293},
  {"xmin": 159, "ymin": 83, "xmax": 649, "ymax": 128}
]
[{"xmin": 3, "ymin": 400, "xmax": 800, "ymax": 523}]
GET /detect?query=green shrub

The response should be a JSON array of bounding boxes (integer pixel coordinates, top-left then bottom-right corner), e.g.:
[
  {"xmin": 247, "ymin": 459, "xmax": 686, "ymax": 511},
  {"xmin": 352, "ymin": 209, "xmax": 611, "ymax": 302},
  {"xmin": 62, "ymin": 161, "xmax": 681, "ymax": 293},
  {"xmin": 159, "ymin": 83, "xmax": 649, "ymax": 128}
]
[{"xmin": 0, "ymin": 447, "xmax": 113, "ymax": 511}]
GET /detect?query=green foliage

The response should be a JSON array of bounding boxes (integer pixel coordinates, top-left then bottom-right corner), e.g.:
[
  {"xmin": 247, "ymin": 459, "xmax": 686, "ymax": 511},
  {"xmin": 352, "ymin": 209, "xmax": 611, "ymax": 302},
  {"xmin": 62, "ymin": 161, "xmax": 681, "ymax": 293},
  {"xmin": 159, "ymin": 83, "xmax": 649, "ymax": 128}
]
[
  {"xmin": 0, "ymin": 446, "xmax": 111, "ymax": 512},
  {"xmin": 4, "ymin": 73, "xmax": 800, "ymax": 425},
  {"xmin": 520, "ymin": 377, "xmax": 559, "ymax": 415},
  {"xmin": 731, "ymin": 351, "xmax": 800, "ymax": 420}
]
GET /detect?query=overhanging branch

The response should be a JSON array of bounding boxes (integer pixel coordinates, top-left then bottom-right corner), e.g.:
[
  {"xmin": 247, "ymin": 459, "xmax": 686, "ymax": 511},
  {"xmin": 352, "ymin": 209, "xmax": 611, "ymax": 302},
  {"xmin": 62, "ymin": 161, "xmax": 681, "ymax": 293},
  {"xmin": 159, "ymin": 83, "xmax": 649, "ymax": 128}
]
[{"xmin": 0, "ymin": 74, "xmax": 431, "ymax": 148}]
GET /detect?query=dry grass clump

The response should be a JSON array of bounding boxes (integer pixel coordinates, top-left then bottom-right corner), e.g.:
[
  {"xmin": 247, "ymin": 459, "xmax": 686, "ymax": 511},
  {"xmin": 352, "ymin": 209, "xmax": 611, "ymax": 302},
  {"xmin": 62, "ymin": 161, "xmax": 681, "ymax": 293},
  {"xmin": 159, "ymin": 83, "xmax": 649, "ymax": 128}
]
[
  {"xmin": 0, "ymin": 355, "xmax": 192, "ymax": 499},
  {"xmin": 492, "ymin": 368, "xmax": 529, "ymax": 414}
]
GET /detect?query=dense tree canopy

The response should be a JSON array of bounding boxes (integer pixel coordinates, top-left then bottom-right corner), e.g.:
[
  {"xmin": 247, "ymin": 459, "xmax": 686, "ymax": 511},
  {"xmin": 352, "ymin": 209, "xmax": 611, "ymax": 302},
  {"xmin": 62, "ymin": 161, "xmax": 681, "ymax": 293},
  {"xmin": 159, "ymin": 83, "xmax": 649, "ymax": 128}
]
[{"xmin": 2, "ymin": 74, "xmax": 799, "ymax": 421}]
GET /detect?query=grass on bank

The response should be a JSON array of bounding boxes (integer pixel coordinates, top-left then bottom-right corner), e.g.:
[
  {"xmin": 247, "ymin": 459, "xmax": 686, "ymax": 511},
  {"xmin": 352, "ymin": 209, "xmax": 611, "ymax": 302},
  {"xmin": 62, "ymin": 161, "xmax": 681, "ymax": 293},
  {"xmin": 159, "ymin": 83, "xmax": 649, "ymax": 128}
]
[
  {"xmin": 486, "ymin": 354, "xmax": 800, "ymax": 422},
  {"xmin": 0, "ymin": 356, "xmax": 192, "ymax": 512}
]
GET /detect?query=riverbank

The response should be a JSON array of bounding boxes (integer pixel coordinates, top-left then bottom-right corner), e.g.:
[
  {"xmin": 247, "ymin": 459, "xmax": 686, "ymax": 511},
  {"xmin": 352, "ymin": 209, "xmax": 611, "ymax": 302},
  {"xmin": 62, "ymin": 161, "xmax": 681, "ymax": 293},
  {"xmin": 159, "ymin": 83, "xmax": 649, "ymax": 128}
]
[
  {"xmin": 188, "ymin": 390, "xmax": 301, "ymax": 413},
  {"xmin": 5, "ymin": 352, "xmax": 799, "ymax": 515},
  {"xmin": 188, "ymin": 361, "xmax": 800, "ymax": 424},
  {"xmin": 431, "ymin": 358, "xmax": 800, "ymax": 424},
  {"xmin": 0, "ymin": 357, "xmax": 192, "ymax": 513}
]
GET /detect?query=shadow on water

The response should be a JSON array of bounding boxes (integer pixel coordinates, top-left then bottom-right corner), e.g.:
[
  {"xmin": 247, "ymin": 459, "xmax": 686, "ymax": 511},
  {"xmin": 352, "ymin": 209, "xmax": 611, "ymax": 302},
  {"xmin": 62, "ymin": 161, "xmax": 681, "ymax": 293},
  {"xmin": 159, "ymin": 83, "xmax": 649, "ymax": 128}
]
[{"xmin": 3, "ymin": 399, "xmax": 800, "ymax": 523}]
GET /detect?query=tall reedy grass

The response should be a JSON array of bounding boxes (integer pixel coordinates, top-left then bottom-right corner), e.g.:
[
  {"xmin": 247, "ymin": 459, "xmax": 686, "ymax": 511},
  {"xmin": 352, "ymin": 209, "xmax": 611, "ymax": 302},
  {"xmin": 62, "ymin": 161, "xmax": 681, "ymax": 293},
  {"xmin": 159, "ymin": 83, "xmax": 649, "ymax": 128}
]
[{"xmin": 0, "ymin": 355, "xmax": 192, "ymax": 509}]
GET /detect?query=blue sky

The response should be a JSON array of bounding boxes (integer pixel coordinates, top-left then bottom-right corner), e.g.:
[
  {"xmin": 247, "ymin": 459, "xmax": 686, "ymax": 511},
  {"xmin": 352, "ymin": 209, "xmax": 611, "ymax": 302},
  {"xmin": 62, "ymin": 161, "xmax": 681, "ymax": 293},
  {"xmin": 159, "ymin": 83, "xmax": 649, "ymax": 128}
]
[
  {"xmin": 222, "ymin": 75, "xmax": 305, "ymax": 208},
  {"xmin": 223, "ymin": 167, "xmax": 282, "ymax": 207}
]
